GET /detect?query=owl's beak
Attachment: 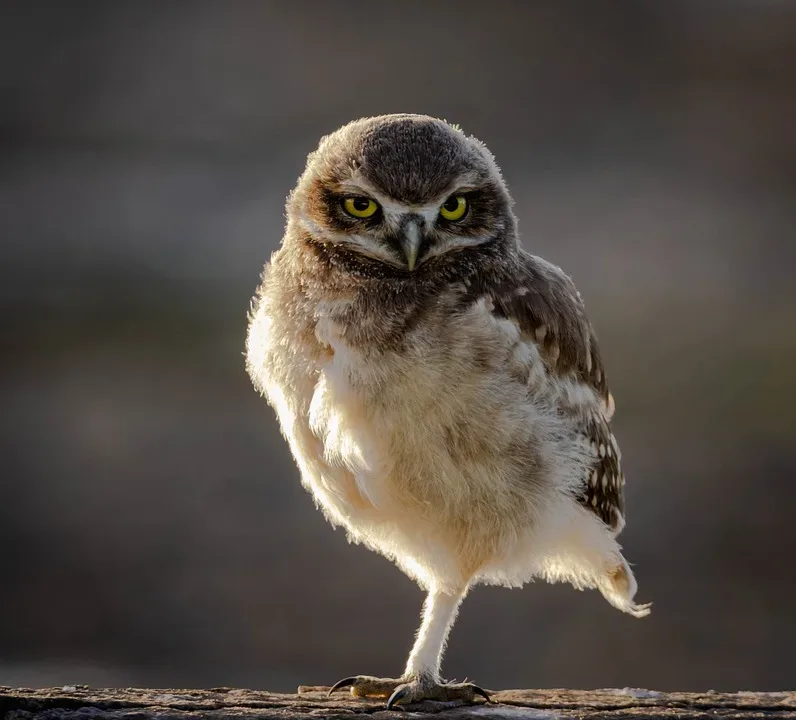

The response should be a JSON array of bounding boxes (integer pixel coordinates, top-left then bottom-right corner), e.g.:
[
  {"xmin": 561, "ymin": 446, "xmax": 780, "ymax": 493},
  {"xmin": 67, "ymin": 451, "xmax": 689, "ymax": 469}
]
[{"xmin": 402, "ymin": 219, "xmax": 422, "ymax": 271}]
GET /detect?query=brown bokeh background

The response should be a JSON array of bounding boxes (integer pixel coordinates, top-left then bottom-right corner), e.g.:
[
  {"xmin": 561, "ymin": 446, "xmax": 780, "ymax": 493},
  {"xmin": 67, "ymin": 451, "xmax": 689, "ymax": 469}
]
[{"xmin": 2, "ymin": 0, "xmax": 795, "ymax": 693}]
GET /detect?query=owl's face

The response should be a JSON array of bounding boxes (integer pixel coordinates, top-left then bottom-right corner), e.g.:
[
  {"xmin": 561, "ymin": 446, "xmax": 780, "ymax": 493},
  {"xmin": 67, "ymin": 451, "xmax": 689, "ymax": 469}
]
[{"xmin": 290, "ymin": 115, "xmax": 516, "ymax": 273}]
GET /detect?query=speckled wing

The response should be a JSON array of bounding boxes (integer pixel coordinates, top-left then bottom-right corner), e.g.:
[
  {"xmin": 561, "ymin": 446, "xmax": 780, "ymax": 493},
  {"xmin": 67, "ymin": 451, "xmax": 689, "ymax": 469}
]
[{"xmin": 482, "ymin": 251, "xmax": 626, "ymax": 533}]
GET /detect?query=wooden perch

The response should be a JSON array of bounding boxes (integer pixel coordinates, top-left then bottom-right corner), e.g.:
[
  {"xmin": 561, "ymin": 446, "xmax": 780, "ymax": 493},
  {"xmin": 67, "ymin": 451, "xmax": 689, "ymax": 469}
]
[{"xmin": 1, "ymin": 685, "xmax": 794, "ymax": 719}]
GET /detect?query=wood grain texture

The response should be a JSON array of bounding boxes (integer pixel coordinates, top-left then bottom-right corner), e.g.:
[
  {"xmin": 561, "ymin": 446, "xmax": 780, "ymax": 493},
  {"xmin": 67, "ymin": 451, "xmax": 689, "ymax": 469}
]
[{"xmin": 1, "ymin": 686, "xmax": 794, "ymax": 720}]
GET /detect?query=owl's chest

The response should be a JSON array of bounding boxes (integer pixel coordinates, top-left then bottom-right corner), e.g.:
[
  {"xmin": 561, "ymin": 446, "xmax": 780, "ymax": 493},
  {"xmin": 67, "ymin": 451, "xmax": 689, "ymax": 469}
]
[
  {"xmin": 306, "ymin": 308, "xmax": 532, "ymax": 513},
  {"xmin": 307, "ymin": 317, "xmax": 440, "ymax": 506}
]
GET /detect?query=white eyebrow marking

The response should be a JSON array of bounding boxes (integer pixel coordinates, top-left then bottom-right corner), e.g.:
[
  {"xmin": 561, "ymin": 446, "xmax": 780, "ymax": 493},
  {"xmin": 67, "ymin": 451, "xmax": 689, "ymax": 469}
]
[
  {"xmin": 321, "ymin": 169, "xmax": 496, "ymax": 269},
  {"xmin": 338, "ymin": 169, "xmax": 480, "ymax": 226},
  {"xmin": 336, "ymin": 184, "xmax": 440, "ymax": 230}
]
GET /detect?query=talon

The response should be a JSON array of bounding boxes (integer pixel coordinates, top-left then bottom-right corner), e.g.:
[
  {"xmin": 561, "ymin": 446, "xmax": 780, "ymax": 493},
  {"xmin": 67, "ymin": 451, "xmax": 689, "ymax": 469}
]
[
  {"xmin": 328, "ymin": 676, "xmax": 357, "ymax": 696},
  {"xmin": 471, "ymin": 684, "xmax": 491, "ymax": 702},
  {"xmin": 386, "ymin": 684, "xmax": 412, "ymax": 710}
]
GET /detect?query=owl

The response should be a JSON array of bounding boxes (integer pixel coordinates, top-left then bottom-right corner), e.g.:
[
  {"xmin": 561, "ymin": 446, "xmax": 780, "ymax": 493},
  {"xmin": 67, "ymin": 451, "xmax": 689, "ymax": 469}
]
[{"xmin": 246, "ymin": 114, "xmax": 650, "ymax": 709}]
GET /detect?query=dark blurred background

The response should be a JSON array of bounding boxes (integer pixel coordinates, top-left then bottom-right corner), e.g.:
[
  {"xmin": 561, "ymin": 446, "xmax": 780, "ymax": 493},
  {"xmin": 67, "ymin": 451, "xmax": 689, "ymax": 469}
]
[{"xmin": 2, "ymin": 0, "xmax": 795, "ymax": 694}]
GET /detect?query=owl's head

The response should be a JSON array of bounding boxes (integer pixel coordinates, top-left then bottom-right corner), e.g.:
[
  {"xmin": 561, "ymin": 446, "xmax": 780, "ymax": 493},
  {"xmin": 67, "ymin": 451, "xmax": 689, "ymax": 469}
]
[{"xmin": 288, "ymin": 114, "xmax": 517, "ymax": 274}]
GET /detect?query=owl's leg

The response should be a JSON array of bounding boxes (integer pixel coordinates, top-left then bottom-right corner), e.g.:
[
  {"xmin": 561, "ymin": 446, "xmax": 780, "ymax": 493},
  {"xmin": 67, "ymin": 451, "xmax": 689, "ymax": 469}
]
[{"xmin": 328, "ymin": 587, "xmax": 490, "ymax": 709}]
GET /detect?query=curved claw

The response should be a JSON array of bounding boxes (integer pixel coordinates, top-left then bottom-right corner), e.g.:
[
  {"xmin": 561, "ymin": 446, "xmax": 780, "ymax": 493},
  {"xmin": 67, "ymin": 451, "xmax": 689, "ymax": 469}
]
[
  {"xmin": 470, "ymin": 685, "xmax": 492, "ymax": 702},
  {"xmin": 386, "ymin": 684, "xmax": 412, "ymax": 711},
  {"xmin": 328, "ymin": 677, "xmax": 357, "ymax": 697}
]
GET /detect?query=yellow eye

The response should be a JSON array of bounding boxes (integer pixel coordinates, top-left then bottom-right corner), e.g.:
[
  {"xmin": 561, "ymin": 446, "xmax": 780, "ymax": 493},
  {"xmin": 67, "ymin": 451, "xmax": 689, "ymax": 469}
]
[
  {"xmin": 342, "ymin": 196, "xmax": 379, "ymax": 218},
  {"xmin": 439, "ymin": 195, "xmax": 468, "ymax": 221}
]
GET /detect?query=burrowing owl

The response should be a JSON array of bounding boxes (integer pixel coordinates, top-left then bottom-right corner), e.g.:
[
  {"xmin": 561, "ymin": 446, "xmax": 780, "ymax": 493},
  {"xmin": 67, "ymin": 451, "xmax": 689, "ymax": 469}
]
[{"xmin": 246, "ymin": 114, "xmax": 650, "ymax": 709}]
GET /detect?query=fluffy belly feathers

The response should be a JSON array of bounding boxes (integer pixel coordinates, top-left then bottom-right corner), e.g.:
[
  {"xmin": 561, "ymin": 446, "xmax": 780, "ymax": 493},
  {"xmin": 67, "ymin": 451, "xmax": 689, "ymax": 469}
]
[
  {"xmin": 295, "ymin": 313, "xmax": 562, "ymax": 586},
  {"xmin": 249, "ymin": 299, "xmax": 620, "ymax": 595}
]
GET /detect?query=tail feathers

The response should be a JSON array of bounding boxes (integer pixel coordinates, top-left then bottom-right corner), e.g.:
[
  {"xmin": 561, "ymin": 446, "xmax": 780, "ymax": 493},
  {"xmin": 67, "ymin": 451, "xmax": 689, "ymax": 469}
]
[{"xmin": 598, "ymin": 557, "xmax": 652, "ymax": 618}]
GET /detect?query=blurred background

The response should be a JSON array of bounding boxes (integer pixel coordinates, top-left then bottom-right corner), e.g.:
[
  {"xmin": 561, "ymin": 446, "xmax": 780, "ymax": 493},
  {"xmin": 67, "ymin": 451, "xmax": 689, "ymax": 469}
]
[{"xmin": 2, "ymin": 0, "xmax": 795, "ymax": 694}]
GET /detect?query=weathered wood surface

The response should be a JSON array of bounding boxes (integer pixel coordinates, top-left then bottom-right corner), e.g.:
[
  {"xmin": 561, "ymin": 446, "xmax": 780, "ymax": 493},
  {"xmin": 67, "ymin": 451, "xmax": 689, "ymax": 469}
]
[{"xmin": 1, "ymin": 686, "xmax": 794, "ymax": 720}]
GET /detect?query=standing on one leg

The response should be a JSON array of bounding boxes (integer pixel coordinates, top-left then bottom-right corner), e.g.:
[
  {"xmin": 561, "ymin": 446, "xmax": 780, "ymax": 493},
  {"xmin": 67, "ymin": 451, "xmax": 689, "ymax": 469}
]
[
  {"xmin": 329, "ymin": 588, "xmax": 489, "ymax": 708},
  {"xmin": 246, "ymin": 114, "xmax": 651, "ymax": 710}
]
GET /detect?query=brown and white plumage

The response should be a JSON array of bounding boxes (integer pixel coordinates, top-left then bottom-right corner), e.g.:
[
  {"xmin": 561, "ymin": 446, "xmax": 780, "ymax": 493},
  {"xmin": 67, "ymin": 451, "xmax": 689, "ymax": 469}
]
[
  {"xmin": 470, "ymin": 256, "xmax": 626, "ymax": 533},
  {"xmin": 246, "ymin": 114, "xmax": 649, "ymax": 707}
]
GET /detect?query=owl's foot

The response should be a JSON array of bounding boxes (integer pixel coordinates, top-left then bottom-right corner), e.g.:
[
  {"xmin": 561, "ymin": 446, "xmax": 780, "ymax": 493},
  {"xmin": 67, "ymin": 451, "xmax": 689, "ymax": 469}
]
[
  {"xmin": 384, "ymin": 678, "xmax": 491, "ymax": 710},
  {"xmin": 328, "ymin": 675, "xmax": 490, "ymax": 709}
]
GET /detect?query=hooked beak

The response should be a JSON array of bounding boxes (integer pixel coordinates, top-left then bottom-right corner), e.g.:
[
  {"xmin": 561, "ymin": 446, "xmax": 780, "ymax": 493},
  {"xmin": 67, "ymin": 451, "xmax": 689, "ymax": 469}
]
[{"xmin": 402, "ymin": 219, "xmax": 422, "ymax": 271}]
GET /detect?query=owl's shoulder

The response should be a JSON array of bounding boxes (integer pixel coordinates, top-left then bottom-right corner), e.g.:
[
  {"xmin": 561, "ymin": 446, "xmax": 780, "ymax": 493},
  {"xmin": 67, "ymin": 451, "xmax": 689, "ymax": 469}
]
[
  {"xmin": 467, "ymin": 252, "xmax": 626, "ymax": 532},
  {"xmin": 467, "ymin": 251, "xmax": 611, "ymax": 412}
]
